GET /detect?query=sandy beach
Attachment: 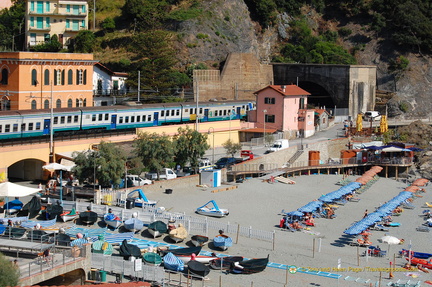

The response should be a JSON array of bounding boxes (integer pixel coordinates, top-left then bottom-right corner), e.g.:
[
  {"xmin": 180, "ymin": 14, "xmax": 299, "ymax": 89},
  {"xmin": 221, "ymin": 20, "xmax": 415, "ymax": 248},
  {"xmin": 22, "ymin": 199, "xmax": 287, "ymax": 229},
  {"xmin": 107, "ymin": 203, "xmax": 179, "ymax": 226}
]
[
  {"xmin": 109, "ymin": 173, "xmax": 431, "ymax": 287},
  {"xmin": 9, "ymin": 172, "xmax": 432, "ymax": 287}
]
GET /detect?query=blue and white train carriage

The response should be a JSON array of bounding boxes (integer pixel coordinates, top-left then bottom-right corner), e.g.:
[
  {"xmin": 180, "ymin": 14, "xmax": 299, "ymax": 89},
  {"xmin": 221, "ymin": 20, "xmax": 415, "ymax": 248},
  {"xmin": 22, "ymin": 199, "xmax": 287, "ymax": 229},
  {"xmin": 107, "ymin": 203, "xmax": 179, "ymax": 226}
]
[{"xmin": 0, "ymin": 100, "xmax": 255, "ymax": 140}]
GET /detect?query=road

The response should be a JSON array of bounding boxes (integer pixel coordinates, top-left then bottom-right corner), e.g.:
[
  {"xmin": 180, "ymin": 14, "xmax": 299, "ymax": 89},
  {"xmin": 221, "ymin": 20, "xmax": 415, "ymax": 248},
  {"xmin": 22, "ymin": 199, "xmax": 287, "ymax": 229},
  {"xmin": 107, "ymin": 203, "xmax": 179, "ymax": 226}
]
[{"xmin": 204, "ymin": 122, "xmax": 345, "ymax": 163}]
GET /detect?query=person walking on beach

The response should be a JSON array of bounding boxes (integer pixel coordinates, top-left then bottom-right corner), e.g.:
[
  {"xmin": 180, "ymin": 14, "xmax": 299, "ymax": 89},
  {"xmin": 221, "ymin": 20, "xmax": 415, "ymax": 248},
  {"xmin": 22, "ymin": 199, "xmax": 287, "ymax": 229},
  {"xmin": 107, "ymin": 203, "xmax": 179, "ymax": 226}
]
[{"xmin": 363, "ymin": 209, "xmax": 368, "ymax": 218}]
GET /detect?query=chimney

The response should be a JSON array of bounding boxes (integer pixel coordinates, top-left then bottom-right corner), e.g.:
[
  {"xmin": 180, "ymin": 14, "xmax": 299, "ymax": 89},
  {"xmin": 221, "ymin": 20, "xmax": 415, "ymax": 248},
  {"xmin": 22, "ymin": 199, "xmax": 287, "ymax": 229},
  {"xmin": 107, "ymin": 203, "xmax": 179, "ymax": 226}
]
[{"xmin": 281, "ymin": 85, "xmax": 286, "ymax": 93}]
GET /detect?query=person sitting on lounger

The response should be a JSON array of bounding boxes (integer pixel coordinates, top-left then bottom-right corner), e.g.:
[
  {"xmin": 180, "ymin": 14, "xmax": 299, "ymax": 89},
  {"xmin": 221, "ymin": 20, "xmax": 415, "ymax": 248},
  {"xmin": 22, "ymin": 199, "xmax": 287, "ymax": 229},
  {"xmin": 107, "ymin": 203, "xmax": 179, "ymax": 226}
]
[
  {"xmin": 305, "ymin": 217, "xmax": 315, "ymax": 226},
  {"xmin": 70, "ymin": 233, "xmax": 89, "ymax": 248},
  {"xmin": 291, "ymin": 221, "xmax": 302, "ymax": 230}
]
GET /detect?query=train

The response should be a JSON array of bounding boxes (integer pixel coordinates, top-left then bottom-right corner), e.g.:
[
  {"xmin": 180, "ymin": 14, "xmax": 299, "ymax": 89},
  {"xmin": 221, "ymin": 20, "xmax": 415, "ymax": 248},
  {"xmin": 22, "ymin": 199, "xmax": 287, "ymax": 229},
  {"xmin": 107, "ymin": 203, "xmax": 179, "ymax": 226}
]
[{"xmin": 0, "ymin": 100, "xmax": 256, "ymax": 140}]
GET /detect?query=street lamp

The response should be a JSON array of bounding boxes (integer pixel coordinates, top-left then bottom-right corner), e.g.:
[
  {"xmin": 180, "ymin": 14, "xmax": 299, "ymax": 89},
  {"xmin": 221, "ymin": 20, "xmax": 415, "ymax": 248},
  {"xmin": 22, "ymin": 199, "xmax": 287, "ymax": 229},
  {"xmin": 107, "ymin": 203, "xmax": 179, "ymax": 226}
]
[
  {"xmin": 263, "ymin": 109, "xmax": 267, "ymax": 146},
  {"xmin": 208, "ymin": 127, "xmax": 215, "ymax": 164},
  {"xmin": 1, "ymin": 91, "xmax": 10, "ymax": 110}
]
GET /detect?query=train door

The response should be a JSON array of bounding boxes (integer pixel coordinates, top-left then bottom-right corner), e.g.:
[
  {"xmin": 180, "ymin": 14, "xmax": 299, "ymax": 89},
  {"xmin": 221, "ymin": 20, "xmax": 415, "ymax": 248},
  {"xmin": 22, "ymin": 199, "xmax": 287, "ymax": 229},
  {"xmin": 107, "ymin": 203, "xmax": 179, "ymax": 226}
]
[
  {"xmin": 236, "ymin": 107, "xmax": 241, "ymax": 119},
  {"xmin": 43, "ymin": 119, "xmax": 50, "ymax": 135},
  {"xmin": 110, "ymin": 115, "xmax": 117, "ymax": 129},
  {"xmin": 153, "ymin": 112, "xmax": 159, "ymax": 126},
  {"xmin": 203, "ymin": 109, "xmax": 209, "ymax": 122}
]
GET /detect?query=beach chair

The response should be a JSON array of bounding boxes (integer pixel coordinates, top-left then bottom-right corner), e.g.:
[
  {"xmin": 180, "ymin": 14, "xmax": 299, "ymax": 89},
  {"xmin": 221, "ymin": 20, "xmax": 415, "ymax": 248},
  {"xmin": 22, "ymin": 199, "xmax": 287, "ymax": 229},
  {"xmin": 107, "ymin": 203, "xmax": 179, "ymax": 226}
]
[{"xmin": 423, "ymin": 202, "xmax": 432, "ymax": 208}]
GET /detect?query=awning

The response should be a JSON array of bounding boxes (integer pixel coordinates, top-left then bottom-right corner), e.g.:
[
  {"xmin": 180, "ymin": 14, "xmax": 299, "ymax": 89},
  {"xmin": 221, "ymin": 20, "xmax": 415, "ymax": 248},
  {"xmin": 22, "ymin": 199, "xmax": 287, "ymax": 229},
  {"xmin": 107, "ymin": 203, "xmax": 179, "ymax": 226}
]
[{"xmin": 240, "ymin": 128, "xmax": 278, "ymax": 133}]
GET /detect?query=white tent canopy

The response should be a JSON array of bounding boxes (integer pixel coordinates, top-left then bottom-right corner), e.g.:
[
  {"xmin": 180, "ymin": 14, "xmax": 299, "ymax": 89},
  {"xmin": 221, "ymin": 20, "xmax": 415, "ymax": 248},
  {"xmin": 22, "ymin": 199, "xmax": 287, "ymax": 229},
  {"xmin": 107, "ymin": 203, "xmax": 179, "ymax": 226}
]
[
  {"xmin": 0, "ymin": 182, "xmax": 41, "ymax": 197},
  {"xmin": 42, "ymin": 163, "xmax": 71, "ymax": 172}
]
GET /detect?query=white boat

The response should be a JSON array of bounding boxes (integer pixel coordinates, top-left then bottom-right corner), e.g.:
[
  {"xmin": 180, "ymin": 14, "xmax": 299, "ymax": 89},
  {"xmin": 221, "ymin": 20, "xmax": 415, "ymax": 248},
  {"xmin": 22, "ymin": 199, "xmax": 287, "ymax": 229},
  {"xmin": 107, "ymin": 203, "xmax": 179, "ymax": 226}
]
[
  {"xmin": 60, "ymin": 209, "xmax": 78, "ymax": 222},
  {"xmin": 178, "ymin": 253, "xmax": 218, "ymax": 264},
  {"xmin": 147, "ymin": 221, "xmax": 167, "ymax": 238},
  {"xmin": 127, "ymin": 189, "xmax": 157, "ymax": 207},
  {"xmin": 104, "ymin": 213, "xmax": 122, "ymax": 229},
  {"xmin": 124, "ymin": 217, "xmax": 144, "ymax": 233},
  {"xmin": 196, "ymin": 200, "xmax": 229, "ymax": 218}
]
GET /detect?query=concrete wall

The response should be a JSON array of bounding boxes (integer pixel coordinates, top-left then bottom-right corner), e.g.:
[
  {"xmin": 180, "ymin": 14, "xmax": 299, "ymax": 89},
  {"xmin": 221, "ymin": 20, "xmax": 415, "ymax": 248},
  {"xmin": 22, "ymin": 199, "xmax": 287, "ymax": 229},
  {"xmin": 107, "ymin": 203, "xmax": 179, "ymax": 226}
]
[{"xmin": 193, "ymin": 53, "xmax": 273, "ymax": 101}]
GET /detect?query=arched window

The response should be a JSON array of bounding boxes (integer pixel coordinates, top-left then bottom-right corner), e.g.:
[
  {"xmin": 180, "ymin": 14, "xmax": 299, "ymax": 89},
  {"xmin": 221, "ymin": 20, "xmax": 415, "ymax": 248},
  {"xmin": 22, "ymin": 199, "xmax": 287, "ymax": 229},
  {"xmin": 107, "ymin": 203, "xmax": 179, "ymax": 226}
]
[
  {"xmin": 31, "ymin": 100, "xmax": 37, "ymax": 109},
  {"xmin": 1, "ymin": 68, "xmax": 8, "ymax": 85},
  {"xmin": 44, "ymin": 69, "xmax": 50, "ymax": 85},
  {"xmin": 67, "ymin": 69, "xmax": 73, "ymax": 85},
  {"xmin": 56, "ymin": 99, "xmax": 61, "ymax": 108},
  {"xmin": 31, "ymin": 69, "xmax": 38, "ymax": 86},
  {"xmin": 44, "ymin": 99, "xmax": 50, "ymax": 109},
  {"xmin": 83, "ymin": 69, "xmax": 87, "ymax": 85},
  {"xmin": 75, "ymin": 98, "xmax": 80, "ymax": 107},
  {"xmin": 76, "ymin": 69, "xmax": 83, "ymax": 85},
  {"xmin": 83, "ymin": 98, "xmax": 87, "ymax": 107},
  {"xmin": 67, "ymin": 98, "xmax": 72, "ymax": 107},
  {"xmin": 61, "ymin": 69, "xmax": 65, "ymax": 85}
]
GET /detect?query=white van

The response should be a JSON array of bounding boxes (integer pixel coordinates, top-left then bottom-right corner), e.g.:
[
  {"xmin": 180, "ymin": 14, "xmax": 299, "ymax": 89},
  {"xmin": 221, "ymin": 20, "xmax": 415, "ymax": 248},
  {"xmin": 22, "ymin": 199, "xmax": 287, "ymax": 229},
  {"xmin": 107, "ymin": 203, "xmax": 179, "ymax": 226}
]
[
  {"xmin": 268, "ymin": 139, "xmax": 289, "ymax": 152},
  {"xmin": 363, "ymin": 111, "xmax": 381, "ymax": 121}
]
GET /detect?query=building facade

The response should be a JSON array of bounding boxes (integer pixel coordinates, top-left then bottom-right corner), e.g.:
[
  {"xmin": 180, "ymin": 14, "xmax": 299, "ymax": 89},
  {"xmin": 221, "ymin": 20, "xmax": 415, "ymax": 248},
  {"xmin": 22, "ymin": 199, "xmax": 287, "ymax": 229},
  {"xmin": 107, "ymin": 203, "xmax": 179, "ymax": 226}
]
[
  {"xmin": 25, "ymin": 0, "xmax": 88, "ymax": 49},
  {"xmin": 0, "ymin": 52, "xmax": 96, "ymax": 111},
  {"xmin": 254, "ymin": 85, "xmax": 314, "ymax": 137},
  {"xmin": 93, "ymin": 63, "xmax": 128, "ymax": 106}
]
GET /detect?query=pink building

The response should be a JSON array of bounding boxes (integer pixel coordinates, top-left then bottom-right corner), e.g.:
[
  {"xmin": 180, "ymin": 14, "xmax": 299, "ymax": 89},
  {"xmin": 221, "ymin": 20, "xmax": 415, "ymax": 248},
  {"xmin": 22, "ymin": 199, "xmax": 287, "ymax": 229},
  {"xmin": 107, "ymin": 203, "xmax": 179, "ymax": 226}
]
[{"xmin": 251, "ymin": 85, "xmax": 315, "ymax": 137}]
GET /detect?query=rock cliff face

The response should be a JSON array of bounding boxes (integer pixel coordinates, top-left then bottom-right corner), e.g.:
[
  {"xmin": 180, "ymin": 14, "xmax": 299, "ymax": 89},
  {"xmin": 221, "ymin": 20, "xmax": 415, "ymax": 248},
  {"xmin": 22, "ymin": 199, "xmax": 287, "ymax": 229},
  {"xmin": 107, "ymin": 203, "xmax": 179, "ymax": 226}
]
[
  {"xmin": 174, "ymin": 0, "xmax": 431, "ymax": 119},
  {"xmin": 174, "ymin": 0, "xmax": 278, "ymax": 65}
]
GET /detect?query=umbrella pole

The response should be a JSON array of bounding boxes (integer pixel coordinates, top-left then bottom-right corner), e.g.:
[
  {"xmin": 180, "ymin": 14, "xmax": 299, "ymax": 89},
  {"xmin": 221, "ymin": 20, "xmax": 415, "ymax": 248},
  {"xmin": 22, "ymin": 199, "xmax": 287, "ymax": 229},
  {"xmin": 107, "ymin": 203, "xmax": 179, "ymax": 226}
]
[{"xmin": 60, "ymin": 170, "xmax": 63, "ymax": 205}]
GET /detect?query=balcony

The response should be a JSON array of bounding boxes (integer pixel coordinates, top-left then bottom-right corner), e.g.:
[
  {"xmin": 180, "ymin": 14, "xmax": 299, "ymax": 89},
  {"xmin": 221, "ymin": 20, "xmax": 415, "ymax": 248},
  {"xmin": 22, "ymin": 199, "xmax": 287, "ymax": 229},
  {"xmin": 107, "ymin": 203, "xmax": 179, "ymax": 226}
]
[{"xmin": 28, "ymin": 26, "xmax": 52, "ymax": 32}]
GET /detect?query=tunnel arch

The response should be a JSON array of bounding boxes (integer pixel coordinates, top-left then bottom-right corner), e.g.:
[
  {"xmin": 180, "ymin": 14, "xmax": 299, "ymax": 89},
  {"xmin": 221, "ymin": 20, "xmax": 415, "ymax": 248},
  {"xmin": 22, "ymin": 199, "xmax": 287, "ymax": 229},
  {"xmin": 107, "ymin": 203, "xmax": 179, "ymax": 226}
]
[
  {"xmin": 298, "ymin": 81, "xmax": 335, "ymax": 109},
  {"xmin": 8, "ymin": 158, "xmax": 46, "ymax": 181}
]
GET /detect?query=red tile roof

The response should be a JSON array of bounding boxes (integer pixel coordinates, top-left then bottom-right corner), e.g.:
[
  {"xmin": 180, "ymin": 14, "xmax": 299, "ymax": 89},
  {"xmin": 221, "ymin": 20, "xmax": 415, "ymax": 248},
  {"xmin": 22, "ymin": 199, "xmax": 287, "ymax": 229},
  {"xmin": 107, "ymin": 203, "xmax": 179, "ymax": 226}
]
[{"xmin": 254, "ymin": 85, "xmax": 311, "ymax": 96}]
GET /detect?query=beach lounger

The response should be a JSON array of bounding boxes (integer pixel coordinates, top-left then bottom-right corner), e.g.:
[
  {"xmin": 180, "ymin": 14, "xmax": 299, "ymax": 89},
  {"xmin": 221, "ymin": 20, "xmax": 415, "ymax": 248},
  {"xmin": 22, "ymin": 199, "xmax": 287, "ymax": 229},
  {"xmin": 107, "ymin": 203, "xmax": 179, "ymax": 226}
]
[
  {"xmin": 422, "ymin": 202, "xmax": 432, "ymax": 208},
  {"xmin": 20, "ymin": 217, "xmax": 57, "ymax": 229}
]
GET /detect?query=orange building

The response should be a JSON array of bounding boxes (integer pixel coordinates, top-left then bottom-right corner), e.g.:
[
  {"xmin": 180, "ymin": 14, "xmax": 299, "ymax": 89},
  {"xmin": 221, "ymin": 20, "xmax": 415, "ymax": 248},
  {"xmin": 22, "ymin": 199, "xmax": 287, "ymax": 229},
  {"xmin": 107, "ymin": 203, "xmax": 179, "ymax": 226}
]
[{"xmin": 0, "ymin": 52, "xmax": 97, "ymax": 111}]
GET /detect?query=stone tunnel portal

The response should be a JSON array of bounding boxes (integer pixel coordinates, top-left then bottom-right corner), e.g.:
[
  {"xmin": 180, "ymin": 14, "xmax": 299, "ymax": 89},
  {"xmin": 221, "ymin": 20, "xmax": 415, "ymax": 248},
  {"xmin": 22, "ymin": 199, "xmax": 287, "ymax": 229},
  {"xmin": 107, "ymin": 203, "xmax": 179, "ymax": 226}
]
[{"xmin": 298, "ymin": 81, "xmax": 336, "ymax": 109}]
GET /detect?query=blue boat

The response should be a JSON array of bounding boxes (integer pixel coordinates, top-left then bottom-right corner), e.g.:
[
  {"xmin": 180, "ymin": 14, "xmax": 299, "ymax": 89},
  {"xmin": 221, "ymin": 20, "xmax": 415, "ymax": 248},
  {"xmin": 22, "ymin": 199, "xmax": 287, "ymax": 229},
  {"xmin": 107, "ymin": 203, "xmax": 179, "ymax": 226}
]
[
  {"xmin": 196, "ymin": 200, "xmax": 229, "ymax": 217},
  {"xmin": 163, "ymin": 252, "xmax": 184, "ymax": 272},
  {"xmin": 124, "ymin": 217, "xmax": 144, "ymax": 233},
  {"xmin": 213, "ymin": 232, "xmax": 233, "ymax": 251},
  {"xmin": 400, "ymin": 249, "xmax": 432, "ymax": 259}
]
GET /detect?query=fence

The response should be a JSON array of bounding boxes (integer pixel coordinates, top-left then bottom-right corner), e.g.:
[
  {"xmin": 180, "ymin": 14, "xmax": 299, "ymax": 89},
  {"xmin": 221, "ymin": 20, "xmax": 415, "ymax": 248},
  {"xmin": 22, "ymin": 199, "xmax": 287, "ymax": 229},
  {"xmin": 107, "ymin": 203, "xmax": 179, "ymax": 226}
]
[{"xmin": 69, "ymin": 199, "xmax": 276, "ymax": 245}]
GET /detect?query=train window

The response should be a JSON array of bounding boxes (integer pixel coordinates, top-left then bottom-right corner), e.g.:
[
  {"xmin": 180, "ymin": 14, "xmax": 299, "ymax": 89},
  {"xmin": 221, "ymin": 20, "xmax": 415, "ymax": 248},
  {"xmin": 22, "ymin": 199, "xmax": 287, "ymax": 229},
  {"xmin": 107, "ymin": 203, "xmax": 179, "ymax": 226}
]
[
  {"xmin": 0, "ymin": 125, "xmax": 2, "ymax": 133},
  {"xmin": 92, "ymin": 114, "xmax": 96, "ymax": 122},
  {"xmin": 224, "ymin": 110, "xmax": 227, "ymax": 116},
  {"xmin": 28, "ymin": 123, "xmax": 33, "ymax": 131},
  {"xmin": 148, "ymin": 115, "xmax": 151, "ymax": 121},
  {"xmin": 21, "ymin": 123, "xmax": 25, "ymax": 132},
  {"xmin": 98, "ymin": 114, "xmax": 102, "ymax": 121},
  {"xmin": 54, "ymin": 117, "xmax": 58, "ymax": 124},
  {"xmin": 60, "ymin": 117, "xmax": 65, "ymax": 124},
  {"xmin": 5, "ymin": 124, "xmax": 10, "ymax": 132},
  {"xmin": 67, "ymin": 116, "xmax": 72, "ymax": 123},
  {"xmin": 185, "ymin": 109, "xmax": 189, "ymax": 113},
  {"xmin": 171, "ymin": 110, "xmax": 175, "ymax": 116},
  {"xmin": 176, "ymin": 110, "xmax": 180, "ymax": 116},
  {"xmin": 74, "ymin": 115, "xmax": 78, "ymax": 123},
  {"xmin": 131, "ymin": 116, "xmax": 135, "ymax": 122},
  {"xmin": 36, "ymin": 122, "xmax": 41, "ymax": 130},
  {"xmin": 119, "ymin": 117, "xmax": 123, "ymax": 124},
  {"xmin": 215, "ymin": 110, "xmax": 218, "ymax": 116},
  {"xmin": 199, "ymin": 108, "xmax": 202, "ymax": 114},
  {"xmin": 13, "ymin": 124, "xmax": 18, "ymax": 132},
  {"xmin": 161, "ymin": 110, "xmax": 164, "ymax": 117},
  {"xmin": 137, "ymin": 116, "xmax": 141, "ymax": 122},
  {"xmin": 125, "ymin": 116, "xmax": 129, "ymax": 123},
  {"xmin": 105, "ymin": 114, "xmax": 109, "ymax": 121}
]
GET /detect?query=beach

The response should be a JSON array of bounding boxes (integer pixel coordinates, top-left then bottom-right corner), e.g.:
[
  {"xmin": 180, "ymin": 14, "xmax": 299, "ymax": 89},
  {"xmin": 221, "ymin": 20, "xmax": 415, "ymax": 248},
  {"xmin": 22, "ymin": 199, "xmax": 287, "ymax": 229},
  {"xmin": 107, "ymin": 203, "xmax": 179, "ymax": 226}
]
[
  {"xmin": 9, "ymin": 172, "xmax": 432, "ymax": 287},
  {"xmin": 132, "ymin": 173, "xmax": 431, "ymax": 286}
]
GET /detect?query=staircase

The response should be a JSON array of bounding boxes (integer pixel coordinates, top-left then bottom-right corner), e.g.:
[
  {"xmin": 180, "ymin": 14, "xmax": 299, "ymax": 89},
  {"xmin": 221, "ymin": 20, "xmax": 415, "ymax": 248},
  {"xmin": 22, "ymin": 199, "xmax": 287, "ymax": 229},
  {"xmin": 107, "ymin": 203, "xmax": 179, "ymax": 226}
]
[{"xmin": 286, "ymin": 150, "xmax": 304, "ymax": 166}]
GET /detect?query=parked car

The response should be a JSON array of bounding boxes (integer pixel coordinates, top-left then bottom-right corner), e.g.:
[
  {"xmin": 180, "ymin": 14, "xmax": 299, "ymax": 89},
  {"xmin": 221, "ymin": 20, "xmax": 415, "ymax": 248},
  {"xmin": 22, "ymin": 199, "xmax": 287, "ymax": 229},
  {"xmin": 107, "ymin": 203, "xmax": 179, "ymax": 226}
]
[
  {"xmin": 146, "ymin": 168, "xmax": 177, "ymax": 180},
  {"xmin": 215, "ymin": 157, "xmax": 238, "ymax": 169},
  {"xmin": 363, "ymin": 111, "xmax": 382, "ymax": 121}
]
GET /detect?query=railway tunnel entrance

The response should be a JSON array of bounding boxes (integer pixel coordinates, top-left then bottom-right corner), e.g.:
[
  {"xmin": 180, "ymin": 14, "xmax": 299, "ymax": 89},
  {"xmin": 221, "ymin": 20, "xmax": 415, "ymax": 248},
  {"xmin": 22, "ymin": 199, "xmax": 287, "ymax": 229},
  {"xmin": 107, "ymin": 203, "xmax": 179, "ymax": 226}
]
[{"xmin": 298, "ymin": 81, "xmax": 336, "ymax": 109}]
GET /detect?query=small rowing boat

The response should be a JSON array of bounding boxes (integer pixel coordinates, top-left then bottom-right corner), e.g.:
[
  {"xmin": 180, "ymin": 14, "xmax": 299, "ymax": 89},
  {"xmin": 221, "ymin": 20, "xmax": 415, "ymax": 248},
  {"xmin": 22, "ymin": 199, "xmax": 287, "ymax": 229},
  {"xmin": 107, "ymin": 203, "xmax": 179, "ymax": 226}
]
[
  {"xmin": 147, "ymin": 221, "xmax": 167, "ymax": 238},
  {"xmin": 191, "ymin": 235, "xmax": 209, "ymax": 247}
]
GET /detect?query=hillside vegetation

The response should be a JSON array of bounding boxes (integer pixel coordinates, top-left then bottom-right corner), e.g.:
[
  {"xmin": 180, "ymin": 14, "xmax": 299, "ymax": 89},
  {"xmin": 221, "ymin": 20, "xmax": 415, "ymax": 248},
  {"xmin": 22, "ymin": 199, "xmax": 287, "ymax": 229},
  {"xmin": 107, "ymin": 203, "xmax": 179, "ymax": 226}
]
[{"xmin": 1, "ymin": 0, "xmax": 431, "ymax": 116}]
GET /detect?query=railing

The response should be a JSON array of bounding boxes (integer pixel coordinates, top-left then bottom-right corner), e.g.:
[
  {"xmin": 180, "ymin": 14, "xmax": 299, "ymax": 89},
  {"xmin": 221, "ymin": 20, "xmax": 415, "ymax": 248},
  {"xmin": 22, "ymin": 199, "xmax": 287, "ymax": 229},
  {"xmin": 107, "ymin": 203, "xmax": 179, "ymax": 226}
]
[
  {"xmin": 19, "ymin": 245, "xmax": 87, "ymax": 279},
  {"xmin": 93, "ymin": 89, "xmax": 128, "ymax": 97}
]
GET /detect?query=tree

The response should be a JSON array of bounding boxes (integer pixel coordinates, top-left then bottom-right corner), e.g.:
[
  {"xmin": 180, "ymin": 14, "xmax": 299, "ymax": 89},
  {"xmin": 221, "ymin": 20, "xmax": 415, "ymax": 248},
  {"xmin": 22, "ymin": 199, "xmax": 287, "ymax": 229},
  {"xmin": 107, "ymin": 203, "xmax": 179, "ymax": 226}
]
[
  {"xmin": 122, "ymin": 0, "xmax": 169, "ymax": 31},
  {"xmin": 128, "ymin": 30, "xmax": 177, "ymax": 96},
  {"xmin": 33, "ymin": 34, "xmax": 62, "ymax": 52},
  {"xmin": 173, "ymin": 127, "xmax": 209, "ymax": 172},
  {"xmin": 100, "ymin": 17, "xmax": 116, "ymax": 33},
  {"xmin": 222, "ymin": 139, "xmax": 242, "ymax": 157},
  {"xmin": 0, "ymin": 252, "xmax": 19, "ymax": 287},
  {"xmin": 72, "ymin": 141, "xmax": 127, "ymax": 187},
  {"xmin": 0, "ymin": 0, "xmax": 26, "ymax": 51},
  {"xmin": 133, "ymin": 132, "xmax": 175, "ymax": 180},
  {"xmin": 69, "ymin": 30, "xmax": 95, "ymax": 53}
]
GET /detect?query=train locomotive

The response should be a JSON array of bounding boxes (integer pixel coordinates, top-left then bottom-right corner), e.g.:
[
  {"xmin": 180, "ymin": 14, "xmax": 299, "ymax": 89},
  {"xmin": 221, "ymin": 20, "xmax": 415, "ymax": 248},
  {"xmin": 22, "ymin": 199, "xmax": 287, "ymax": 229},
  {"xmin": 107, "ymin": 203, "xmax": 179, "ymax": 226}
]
[{"xmin": 0, "ymin": 100, "xmax": 255, "ymax": 140}]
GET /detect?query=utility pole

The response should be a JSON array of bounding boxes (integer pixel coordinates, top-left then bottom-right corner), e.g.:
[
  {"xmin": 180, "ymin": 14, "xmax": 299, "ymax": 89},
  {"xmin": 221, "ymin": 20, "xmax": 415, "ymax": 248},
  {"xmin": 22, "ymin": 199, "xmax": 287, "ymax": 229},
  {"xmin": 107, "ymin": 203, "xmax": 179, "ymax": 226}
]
[
  {"xmin": 93, "ymin": 0, "xmax": 96, "ymax": 31},
  {"xmin": 137, "ymin": 71, "xmax": 140, "ymax": 102}
]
